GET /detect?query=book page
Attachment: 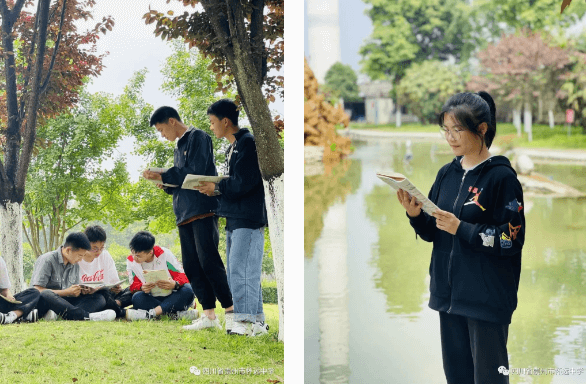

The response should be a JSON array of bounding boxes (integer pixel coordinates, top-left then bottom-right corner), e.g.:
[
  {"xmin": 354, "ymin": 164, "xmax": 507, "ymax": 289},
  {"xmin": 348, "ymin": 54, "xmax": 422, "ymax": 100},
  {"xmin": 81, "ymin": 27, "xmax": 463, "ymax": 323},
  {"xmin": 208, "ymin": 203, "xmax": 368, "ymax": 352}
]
[
  {"xmin": 79, "ymin": 281, "xmax": 124, "ymax": 290},
  {"xmin": 181, "ymin": 174, "xmax": 229, "ymax": 190},
  {"xmin": 376, "ymin": 172, "xmax": 439, "ymax": 215},
  {"xmin": 143, "ymin": 269, "xmax": 172, "ymax": 297},
  {"xmin": 141, "ymin": 167, "xmax": 178, "ymax": 188},
  {"xmin": 0, "ymin": 294, "xmax": 21, "ymax": 304}
]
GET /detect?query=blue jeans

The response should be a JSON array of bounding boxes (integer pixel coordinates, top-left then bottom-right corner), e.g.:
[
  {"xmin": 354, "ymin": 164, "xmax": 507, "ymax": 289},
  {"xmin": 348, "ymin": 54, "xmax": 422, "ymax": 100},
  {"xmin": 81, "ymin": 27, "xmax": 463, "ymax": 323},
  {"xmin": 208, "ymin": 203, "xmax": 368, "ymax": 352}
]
[
  {"xmin": 131, "ymin": 284, "xmax": 195, "ymax": 314},
  {"xmin": 226, "ymin": 227, "xmax": 265, "ymax": 323}
]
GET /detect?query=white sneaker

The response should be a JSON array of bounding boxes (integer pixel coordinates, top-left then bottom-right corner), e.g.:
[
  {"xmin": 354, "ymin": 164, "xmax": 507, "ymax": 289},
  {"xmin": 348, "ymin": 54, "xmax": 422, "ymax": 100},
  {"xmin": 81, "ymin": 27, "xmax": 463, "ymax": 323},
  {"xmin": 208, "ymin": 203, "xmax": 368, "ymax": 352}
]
[
  {"xmin": 182, "ymin": 315, "xmax": 222, "ymax": 331},
  {"xmin": 225, "ymin": 312, "xmax": 234, "ymax": 334},
  {"xmin": 125, "ymin": 308, "xmax": 149, "ymax": 321},
  {"xmin": 229, "ymin": 320, "xmax": 252, "ymax": 336},
  {"xmin": 88, "ymin": 309, "xmax": 116, "ymax": 321},
  {"xmin": 251, "ymin": 321, "xmax": 269, "ymax": 336},
  {"xmin": 25, "ymin": 309, "xmax": 38, "ymax": 323},
  {"xmin": 175, "ymin": 309, "xmax": 199, "ymax": 321},
  {"xmin": 43, "ymin": 310, "xmax": 58, "ymax": 321}
]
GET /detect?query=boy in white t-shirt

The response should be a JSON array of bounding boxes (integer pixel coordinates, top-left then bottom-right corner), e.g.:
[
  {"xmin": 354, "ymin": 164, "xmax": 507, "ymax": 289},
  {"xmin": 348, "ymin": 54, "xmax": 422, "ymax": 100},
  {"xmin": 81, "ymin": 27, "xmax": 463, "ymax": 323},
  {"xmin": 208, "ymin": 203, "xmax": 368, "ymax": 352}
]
[
  {"xmin": 0, "ymin": 256, "xmax": 40, "ymax": 324},
  {"xmin": 79, "ymin": 226, "xmax": 132, "ymax": 318}
]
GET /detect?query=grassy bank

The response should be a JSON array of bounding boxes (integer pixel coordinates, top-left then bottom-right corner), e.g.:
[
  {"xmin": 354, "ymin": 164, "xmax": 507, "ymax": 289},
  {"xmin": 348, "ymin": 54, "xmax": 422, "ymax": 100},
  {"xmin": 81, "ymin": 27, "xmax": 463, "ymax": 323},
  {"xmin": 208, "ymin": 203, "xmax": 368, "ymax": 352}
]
[
  {"xmin": 0, "ymin": 304, "xmax": 283, "ymax": 384},
  {"xmin": 348, "ymin": 122, "xmax": 586, "ymax": 150}
]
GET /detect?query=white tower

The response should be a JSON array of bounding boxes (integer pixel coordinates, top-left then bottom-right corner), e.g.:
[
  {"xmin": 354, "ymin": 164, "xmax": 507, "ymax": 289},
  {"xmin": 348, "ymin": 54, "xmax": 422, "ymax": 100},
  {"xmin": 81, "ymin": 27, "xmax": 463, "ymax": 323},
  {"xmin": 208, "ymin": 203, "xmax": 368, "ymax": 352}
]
[{"xmin": 306, "ymin": 0, "xmax": 342, "ymax": 84}]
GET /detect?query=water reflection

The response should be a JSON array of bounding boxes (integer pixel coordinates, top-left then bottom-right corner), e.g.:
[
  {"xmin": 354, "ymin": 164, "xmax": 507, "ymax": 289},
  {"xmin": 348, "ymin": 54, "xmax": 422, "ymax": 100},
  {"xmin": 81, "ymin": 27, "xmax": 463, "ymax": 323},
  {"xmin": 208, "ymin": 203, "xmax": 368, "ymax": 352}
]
[
  {"xmin": 317, "ymin": 203, "xmax": 351, "ymax": 383},
  {"xmin": 305, "ymin": 139, "xmax": 586, "ymax": 384},
  {"xmin": 305, "ymin": 159, "xmax": 361, "ymax": 257}
]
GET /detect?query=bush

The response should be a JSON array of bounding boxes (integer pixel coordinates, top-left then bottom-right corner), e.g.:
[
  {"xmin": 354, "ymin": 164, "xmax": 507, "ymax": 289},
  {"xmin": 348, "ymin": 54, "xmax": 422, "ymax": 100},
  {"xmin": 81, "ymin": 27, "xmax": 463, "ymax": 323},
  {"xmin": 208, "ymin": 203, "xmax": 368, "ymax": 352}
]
[{"xmin": 262, "ymin": 280, "xmax": 278, "ymax": 304}]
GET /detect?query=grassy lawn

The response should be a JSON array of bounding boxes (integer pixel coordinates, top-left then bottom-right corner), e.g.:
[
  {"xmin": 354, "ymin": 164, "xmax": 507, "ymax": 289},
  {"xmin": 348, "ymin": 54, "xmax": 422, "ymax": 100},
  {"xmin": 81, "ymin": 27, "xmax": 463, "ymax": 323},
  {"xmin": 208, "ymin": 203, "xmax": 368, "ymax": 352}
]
[
  {"xmin": 0, "ymin": 304, "xmax": 283, "ymax": 384},
  {"xmin": 348, "ymin": 122, "xmax": 586, "ymax": 150}
]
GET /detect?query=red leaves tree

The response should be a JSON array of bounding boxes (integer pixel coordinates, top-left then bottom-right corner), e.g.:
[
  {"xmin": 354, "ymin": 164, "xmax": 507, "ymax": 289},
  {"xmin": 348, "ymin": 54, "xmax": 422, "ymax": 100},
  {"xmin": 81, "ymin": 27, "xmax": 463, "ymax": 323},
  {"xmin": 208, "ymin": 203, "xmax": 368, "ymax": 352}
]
[
  {"xmin": 144, "ymin": 0, "xmax": 285, "ymax": 341},
  {"xmin": 0, "ymin": 0, "xmax": 112, "ymax": 290},
  {"xmin": 467, "ymin": 30, "xmax": 573, "ymax": 137}
]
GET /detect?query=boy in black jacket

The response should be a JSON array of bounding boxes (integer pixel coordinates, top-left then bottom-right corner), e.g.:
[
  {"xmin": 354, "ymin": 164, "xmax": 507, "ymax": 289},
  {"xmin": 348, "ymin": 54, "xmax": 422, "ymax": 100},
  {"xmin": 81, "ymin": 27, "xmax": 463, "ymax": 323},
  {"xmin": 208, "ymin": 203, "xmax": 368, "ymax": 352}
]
[
  {"xmin": 195, "ymin": 99, "xmax": 269, "ymax": 337},
  {"xmin": 143, "ymin": 106, "xmax": 233, "ymax": 331}
]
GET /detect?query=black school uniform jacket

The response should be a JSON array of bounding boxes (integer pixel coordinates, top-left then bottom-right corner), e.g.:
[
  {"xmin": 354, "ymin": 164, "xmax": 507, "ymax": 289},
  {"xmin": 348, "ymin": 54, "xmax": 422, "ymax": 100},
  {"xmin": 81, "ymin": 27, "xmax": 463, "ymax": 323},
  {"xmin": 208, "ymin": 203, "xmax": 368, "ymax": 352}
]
[
  {"xmin": 409, "ymin": 155, "xmax": 525, "ymax": 324},
  {"xmin": 216, "ymin": 128, "xmax": 267, "ymax": 226},
  {"xmin": 161, "ymin": 128, "xmax": 218, "ymax": 225}
]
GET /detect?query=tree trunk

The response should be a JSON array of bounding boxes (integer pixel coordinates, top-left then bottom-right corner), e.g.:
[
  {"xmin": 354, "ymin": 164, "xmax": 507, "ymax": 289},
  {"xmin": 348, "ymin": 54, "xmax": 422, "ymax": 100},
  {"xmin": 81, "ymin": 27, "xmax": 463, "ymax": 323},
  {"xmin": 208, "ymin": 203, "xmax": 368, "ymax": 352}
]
[
  {"xmin": 395, "ymin": 105, "xmax": 402, "ymax": 128},
  {"xmin": 262, "ymin": 174, "xmax": 284, "ymax": 341},
  {"xmin": 0, "ymin": 202, "xmax": 25, "ymax": 292},
  {"xmin": 524, "ymin": 101, "xmax": 533, "ymax": 142},
  {"xmin": 202, "ymin": 0, "xmax": 285, "ymax": 341},
  {"xmin": 513, "ymin": 108, "xmax": 522, "ymax": 136},
  {"xmin": 548, "ymin": 110, "xmax": 554, "ymax": 129}
]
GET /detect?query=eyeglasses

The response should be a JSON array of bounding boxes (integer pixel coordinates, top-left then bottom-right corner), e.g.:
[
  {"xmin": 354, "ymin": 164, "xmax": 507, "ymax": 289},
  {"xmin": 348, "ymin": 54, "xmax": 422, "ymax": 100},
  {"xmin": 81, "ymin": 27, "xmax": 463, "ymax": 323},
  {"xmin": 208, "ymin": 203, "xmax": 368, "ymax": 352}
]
[
  {"xmin": 90, "ymin": 247, "xmax": 105, "ymax": 253},
  {"xmin": 439, "ymin": 125, "xmax": 466, "ymax": 141}
]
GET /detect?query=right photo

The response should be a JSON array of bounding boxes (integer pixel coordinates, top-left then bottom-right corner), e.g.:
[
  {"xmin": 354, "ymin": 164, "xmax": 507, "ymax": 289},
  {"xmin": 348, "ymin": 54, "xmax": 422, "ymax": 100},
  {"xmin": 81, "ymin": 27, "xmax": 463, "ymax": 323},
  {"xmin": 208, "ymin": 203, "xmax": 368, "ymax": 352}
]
[{"xmin": 304, "ymin": 0, "xmax": 586, "ymax": 383}]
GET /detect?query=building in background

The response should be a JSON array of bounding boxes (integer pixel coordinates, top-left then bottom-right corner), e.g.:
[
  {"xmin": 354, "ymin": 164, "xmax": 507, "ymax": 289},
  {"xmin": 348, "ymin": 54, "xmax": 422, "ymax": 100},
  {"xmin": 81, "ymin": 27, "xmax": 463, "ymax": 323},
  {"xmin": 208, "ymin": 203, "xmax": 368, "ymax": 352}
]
[
  {"xmin": 359, "ymin": 80, "xmax": 394, "ymax": 125},
  {"xmin": 306, "ymin": 0, "xmax": 341, "ymax": 84}
]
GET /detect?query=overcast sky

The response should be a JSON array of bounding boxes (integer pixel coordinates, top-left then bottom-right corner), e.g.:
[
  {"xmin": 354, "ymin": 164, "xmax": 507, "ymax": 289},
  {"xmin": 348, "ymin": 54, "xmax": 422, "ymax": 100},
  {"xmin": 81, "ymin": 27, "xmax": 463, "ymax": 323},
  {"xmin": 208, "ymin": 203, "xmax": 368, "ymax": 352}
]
[
  {"xmin": 71, "ymin": 0, "xmax": 284, "ymax": 180},
  {"xmin": 304, "ymin": 0, "xmax": 372, "ymax": 78}
]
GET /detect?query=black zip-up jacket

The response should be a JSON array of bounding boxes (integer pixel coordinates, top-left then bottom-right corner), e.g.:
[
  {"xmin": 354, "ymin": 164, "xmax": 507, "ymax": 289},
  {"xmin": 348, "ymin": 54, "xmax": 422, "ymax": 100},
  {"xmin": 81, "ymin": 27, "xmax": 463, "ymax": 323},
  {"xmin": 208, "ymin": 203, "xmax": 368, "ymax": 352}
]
[
  {"xmin": 216, "ymin": 128, "xmax": 267, "ymax": 227},
  {"xmin": 161, "ymin": 127, "xmax": 218, "ymax": 225},
  {"xmin": 409, "ymin": 155, "xmax": 525, "ymax": 324}
]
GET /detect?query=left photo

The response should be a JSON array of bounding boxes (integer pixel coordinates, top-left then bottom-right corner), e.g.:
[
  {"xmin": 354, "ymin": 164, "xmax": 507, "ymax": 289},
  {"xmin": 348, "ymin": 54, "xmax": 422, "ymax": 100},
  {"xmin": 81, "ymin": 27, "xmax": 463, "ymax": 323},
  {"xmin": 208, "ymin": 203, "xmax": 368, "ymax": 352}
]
[{"xmin": 0, "ymin": 1, "xmax": 284, "ymax": 382}]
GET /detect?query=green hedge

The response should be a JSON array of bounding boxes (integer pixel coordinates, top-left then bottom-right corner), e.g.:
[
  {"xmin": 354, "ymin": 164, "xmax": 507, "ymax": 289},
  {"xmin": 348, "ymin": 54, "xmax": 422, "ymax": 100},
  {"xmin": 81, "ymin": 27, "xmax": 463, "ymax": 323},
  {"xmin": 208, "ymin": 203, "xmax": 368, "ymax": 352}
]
[{"xmin": 262, "ymin": 280, "xmax": 278, "ymax": 304}]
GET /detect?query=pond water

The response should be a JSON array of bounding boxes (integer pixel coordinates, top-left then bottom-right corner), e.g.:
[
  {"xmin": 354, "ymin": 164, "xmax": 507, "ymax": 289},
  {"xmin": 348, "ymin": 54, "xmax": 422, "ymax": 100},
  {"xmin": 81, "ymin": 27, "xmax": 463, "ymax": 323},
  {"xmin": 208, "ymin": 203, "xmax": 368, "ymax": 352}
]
[{"xmin": 305, "ymin": 139, "xmax": 586, "ymax": 384}]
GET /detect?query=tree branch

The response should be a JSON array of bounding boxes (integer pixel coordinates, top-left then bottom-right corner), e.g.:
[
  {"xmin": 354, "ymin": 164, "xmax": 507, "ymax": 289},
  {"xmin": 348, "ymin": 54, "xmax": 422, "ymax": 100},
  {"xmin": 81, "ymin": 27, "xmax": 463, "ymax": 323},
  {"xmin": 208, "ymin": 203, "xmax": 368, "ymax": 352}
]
[
  {"xmin": 249, "ymin": 0, "xmax": 265, "ymax": 83},
  {"xmin": 18, "ymin": 0, "xmax": 42, "ymax": 123},
  {"xmin": 16, "ymin": 0, "xmax": 51, "ymax": 198},
  {"xmin": 40, "ymin": 0, "xmax": 67, "ymax": 94},
  {"xmin": 11, "ymin": 0, "xmax": 27, "ymax": 19}
]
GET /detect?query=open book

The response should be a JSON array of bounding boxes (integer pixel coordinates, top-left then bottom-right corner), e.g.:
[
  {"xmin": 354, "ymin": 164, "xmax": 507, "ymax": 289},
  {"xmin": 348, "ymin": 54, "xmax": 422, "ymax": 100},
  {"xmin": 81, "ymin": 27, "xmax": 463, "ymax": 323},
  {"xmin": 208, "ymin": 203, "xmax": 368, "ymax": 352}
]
[
  {"xmin": 181, "ymin": 175, "xmax": 228, "ymax": 190},
  {"xmin": 142, "ymin": 168, "xmax": 227, "ymax": 190},
  {"xmin": 143, "ymin": 269, "xmax": 173, "ymax": 297},
  {"xmin": 141, "ymin": 167, "xmax": 178, "ymax": 188},
  {"xmin": 79, "ymin": 280, "xmax": 124, "ymax": 291},
  {"xmin": 0, "ymin": 294, "xmax": 21, "ymax": 304},
  {"xmin": 376, "ymin": 172, "xmax": 439, "ymax": 215}
]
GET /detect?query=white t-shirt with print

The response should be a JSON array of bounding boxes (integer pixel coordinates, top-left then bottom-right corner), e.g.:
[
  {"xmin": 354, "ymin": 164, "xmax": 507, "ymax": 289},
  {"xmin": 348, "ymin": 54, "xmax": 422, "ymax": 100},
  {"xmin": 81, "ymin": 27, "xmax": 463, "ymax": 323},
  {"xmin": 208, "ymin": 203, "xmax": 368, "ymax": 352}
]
[
  {"xmin": 78, "ymin": 250, "xmax": 120, "ymax": 285},
  {"xmin": 0, "ymin": 256, "xmax": 11, "ymax": 289}
]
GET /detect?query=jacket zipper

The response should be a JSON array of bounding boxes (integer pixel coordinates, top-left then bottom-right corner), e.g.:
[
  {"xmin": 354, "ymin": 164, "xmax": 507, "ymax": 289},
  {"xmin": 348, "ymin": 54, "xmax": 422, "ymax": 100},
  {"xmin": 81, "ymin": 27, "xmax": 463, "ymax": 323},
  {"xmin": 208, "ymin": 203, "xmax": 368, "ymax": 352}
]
[{"xmin": 447, "ymin": 169, "xmax": 468, "ymax": 314}]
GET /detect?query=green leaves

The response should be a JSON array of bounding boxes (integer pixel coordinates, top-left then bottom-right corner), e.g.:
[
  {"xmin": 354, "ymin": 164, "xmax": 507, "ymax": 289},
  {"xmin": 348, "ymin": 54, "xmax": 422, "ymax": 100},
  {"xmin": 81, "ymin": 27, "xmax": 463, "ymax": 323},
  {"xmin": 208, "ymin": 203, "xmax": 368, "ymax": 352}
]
[
  {"xmin": 360, "ymin": 0, "xmax": 476, "ymax": 81},
  {"xmin": 396, "ymin": 61, "xmax": 468, "ymax": 124},
  {"xmin": 322, "ymin": 62, "xmax": 361, "ymax": 103}
]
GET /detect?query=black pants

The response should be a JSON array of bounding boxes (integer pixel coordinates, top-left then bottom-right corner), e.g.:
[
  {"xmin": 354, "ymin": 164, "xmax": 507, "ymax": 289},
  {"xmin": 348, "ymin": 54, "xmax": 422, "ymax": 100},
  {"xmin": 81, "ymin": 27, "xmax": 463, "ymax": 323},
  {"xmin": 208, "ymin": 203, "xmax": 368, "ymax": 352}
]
[
  {"xmin": 114, "ymin": 287, "xmax": 133, "ymax": 308},
  {"xmin": 37, "ymin": 290, "xmax": 106, "ymax": 320},
  {"xmin": 440, "ymin": 311, "xmax": 510, "ymax": 384},
  {"xmin": 178, "ymin": 215, "xmax": 233, "ymax": 310},
  {"xmin": 0, "ymin": 288, "xmax": 40, "ymax": 319},
  {"xmin": 93, "ymin": 288, "xmax": 131, "ymax": 318}
]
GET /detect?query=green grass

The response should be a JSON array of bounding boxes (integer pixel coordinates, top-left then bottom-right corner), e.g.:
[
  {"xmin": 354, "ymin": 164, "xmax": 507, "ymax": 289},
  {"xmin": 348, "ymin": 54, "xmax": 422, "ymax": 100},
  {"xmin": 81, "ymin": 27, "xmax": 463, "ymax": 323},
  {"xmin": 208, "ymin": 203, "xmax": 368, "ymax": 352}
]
[
  {"xmin": 0, "ymin": 304, "xmax": 283, "ymax": 384},
  {"xmin": 348, "ymin": 122, "xmax": 586, "ymax": 149}
]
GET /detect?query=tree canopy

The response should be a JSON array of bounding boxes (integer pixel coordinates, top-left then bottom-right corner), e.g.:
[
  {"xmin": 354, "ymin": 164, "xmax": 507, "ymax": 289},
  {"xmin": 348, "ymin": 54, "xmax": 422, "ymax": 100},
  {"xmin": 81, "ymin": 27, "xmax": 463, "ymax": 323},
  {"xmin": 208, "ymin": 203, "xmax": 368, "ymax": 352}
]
[
  {"xmin": 359, "ymin": 0, "xmax": 476, "ymax": 82},
  {"xmin": 323, "ymin": 62, "xmax": 361, "ymax": 103}
]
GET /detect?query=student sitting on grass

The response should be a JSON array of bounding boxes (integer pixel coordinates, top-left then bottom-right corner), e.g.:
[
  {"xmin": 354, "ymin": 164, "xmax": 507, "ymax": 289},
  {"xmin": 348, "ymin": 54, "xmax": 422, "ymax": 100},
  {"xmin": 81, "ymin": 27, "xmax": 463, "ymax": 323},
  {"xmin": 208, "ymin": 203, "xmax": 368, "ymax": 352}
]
[
  {"xmin": 79, "ymin": 225, "xmax": 132, "ymax": 318},
  {"xmin": 30, "ymin": 232, "xmax": 116, "ymax": 321},
  {"xmin": 0, "ymin": 256, "xmax": 41, "ymax": 324},
  {"xmin": 125, "ymin": 231, "xmax": 198, "ymax": 321}
]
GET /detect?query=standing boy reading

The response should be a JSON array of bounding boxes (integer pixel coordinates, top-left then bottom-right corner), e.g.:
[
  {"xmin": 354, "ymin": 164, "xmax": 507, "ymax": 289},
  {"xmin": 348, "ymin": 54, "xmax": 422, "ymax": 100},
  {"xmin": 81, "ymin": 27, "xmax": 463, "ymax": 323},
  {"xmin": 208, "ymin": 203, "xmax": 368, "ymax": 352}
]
[
  {"xmin": 125, "ymin": 231, "xmax": 197, "ymax": 321},
  {"xmin": 142, "ymin": 106, "xmax": 233, "ymax": 330},
  {"xmin": 30, "ymin": 232, "xmax": 116, "ymax": 321},
  {"xmin": 195, "ymin": 99, "xmax": 269, "ymax": 336}
]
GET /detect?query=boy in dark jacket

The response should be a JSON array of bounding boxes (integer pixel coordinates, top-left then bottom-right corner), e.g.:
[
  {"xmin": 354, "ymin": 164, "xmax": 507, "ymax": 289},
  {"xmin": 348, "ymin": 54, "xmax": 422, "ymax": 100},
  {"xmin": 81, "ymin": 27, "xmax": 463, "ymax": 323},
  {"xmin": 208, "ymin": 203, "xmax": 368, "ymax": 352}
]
[
  {"xmin": 143, "ymin": 106, "xmax": 233, "ymax": 331},
  {"xmin": 194, "ymin": 99, "xmax": 269, "ymax": 336}
]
